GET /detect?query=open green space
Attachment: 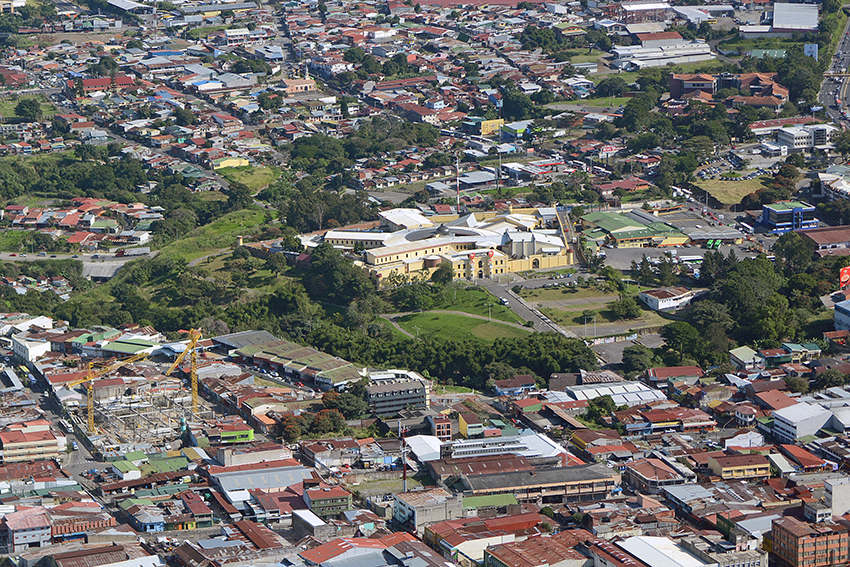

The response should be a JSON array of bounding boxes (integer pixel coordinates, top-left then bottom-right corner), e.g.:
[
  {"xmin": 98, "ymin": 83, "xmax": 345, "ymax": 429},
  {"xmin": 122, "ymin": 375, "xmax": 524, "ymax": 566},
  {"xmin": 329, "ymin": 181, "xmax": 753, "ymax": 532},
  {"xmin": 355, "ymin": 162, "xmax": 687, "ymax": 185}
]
[
  {"xmin": 0, "ymin": 230, "xmax": 32, "ymax": 252},
  {"xmin": 157, "ymin": 209, "xmax": 269, "ymax": 261},
  {"xmin": 0, "ymin": 95, "xmax": 56, "ymax": 119},
  {"xmin": 570, "ymin": 49, "xmax": 605, "ymax": 64},
  {"xmin": 186, "ymin": 25, "xmax": 229, "ymax": 40},
  {"xmin": 432, "ymin": 287, "xmax": 524, "ymax": 324},
  {"xmin": 541, "ymin": 305, "xmax": 667, "ymax": 330},
  {"xmin": 397, "ymin": 312, "xmax": 531, "ymax": 342},
  {"xmin": 697, "ymin": 176, "xmax": 771, "ymax": 205},
  {"xmin": 589, "ymin": 72, "xmax": 638, "ymax": 84},
  {"xmin": 219, "ymin": 166, "xmax": 280, "ymax": 194},
  {"xmin": 580, "ymin": 97, "xmax": 632, "ymax": 108}
]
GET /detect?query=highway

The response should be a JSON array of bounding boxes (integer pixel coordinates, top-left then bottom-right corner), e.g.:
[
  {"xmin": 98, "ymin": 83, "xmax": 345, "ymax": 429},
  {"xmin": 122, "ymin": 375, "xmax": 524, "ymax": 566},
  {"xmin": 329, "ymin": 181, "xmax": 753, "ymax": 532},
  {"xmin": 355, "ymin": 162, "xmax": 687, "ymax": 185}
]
[{"xmin": 818, "ymin": 12, "xmax": 850, "ymax": 125}]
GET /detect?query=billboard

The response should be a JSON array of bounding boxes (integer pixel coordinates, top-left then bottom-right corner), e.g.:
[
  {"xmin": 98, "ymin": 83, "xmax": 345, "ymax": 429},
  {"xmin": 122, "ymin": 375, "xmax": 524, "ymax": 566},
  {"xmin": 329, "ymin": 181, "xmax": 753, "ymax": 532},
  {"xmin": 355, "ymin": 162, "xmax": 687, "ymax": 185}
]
[{"xmin": 841, "ymin": 265, "xmax": 850, "ymax": 288}]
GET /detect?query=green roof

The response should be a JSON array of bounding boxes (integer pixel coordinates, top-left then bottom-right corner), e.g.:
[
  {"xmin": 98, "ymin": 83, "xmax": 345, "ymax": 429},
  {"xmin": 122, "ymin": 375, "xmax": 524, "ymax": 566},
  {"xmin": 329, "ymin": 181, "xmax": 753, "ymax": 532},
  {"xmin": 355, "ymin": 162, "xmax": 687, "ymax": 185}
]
[
  {"xmin": 764, "ymin": 201, "xmax": 812, "ymax": 211},
  {"xmin": 463, "ymin": 494, "xmax": 518, "ymax": 509},
  {"xmin": 104, "ymin": 340, "xmax": 157, "ymax": 354},
  {"xmin": 124, "ymin": 450, "xmax": 147, "ymax": 462},
  {"xmin": 149, "ymin": 457, "xmax": 190, "ymax": 473},
  {"xmin": 119, "ymin": 498, "xmax": 153, "ymax": 510},
  {"xmin": 582, "ymin": 211, "xmax": 644, "ymax": 233},
  {"xmin": 112, "ymin": 460, "xmax": 140, "ymax": 473},
  {"xmin": 730, "ymin": 346, "xmax": 758, "ymax": 360}
]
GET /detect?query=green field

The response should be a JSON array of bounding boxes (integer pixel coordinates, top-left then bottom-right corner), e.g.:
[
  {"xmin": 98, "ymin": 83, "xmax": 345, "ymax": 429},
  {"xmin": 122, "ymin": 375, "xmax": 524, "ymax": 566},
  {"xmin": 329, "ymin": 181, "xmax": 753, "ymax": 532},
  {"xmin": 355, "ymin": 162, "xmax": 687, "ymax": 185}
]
[
  {"xmin": 158, "ymin": 209, "xmax": 270, "ymax": 261},
  {"xmin": 397, "ymin": 312, "xmax": 531, "ymax": 342},
  {"xmin": 219, "ymin": 166, "xmax": 280, "ymax": 193},
  {"xmin": 542, "ymin": 305, "xmax": 667, "ymax": 329},
  {"xmin": 432, "ymin": 287, "xmax": 524, "ymax": 324},
  {"xmin": 0, "ymin": 95, "xmax": 56, "ymax": 119},
  {"xmin": 580, "ymin": 97, "xmax": 632, "ymax": 108},
  {"xmin": 570, "ymin": 49, "xmax": 605, "ymax": 64},
  {"xmin": 697, "ymin": 177, "xmax": 770, "ymax": 205}
]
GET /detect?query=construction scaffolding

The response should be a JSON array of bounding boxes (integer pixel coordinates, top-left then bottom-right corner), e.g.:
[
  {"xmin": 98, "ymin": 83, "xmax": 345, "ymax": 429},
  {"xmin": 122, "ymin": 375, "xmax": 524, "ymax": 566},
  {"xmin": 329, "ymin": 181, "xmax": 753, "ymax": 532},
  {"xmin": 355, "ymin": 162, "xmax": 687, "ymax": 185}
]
[{"xmin": 69, "ymin": 385, "xmax": 216, "ymax": 450}]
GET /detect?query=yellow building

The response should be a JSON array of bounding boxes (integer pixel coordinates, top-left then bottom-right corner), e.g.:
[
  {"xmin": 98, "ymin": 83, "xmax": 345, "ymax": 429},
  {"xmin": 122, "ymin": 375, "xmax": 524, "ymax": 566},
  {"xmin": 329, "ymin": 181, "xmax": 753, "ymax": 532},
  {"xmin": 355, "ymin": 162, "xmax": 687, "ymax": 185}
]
[
  {"xmin": 480, "ymin": 119, "xmax": 505, "ymax": 136},
  {"xmin": 707, "ymin": 454, "xmax": 770, "ymax": 481},
  {"xmin": 459, "ymin": 412, "xmax": 484, "ymax": 438},
  {"xmin": 213, "ymin": 157, "xmax": 250, "ymax": 170},
  {"xmin": 347, "ymin": 209, "xmax": 573, "ymax": 285}
]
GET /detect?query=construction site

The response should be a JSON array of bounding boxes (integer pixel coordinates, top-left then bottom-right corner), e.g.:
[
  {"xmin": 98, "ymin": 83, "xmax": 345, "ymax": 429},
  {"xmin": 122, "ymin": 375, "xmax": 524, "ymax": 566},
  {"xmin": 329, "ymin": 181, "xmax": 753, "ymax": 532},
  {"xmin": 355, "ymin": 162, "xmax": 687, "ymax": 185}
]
[{"xmin": 59, "ymin": 330, "xmax": 220, "ymax": 455}]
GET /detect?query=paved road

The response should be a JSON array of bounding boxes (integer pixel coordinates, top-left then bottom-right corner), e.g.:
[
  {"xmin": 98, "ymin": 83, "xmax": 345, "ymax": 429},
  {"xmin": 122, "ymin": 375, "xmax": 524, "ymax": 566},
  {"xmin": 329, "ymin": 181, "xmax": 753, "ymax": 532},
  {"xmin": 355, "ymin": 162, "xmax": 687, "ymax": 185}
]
[
  {"xmin": 0, "ymin": 250, "xmax": 153, "ymax": 279},
  {"xmin": 478, "ymin": 279, "xmax": 580, "ymax": 337},
  {"xmin": 818, "ymin": 8, "xmax": 850, "ymax": 125}
]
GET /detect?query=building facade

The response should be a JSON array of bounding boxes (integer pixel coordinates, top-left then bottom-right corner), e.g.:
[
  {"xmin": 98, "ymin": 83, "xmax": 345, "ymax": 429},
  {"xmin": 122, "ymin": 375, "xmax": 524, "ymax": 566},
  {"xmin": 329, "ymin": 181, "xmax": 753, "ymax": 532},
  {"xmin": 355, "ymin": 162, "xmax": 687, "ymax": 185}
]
[{"xmin": 771, "ymin": 516, "xmax": 849, "ymax": 567}]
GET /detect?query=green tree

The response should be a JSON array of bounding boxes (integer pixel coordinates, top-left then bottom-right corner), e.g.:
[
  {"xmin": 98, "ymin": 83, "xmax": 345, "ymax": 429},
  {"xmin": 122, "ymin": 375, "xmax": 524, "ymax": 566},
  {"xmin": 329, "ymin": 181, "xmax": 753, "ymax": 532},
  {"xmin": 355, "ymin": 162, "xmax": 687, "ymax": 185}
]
[
  {"xmin": 661, "ymin": 321, "xmax": 702, "ymax": 358},
  {"xmin": 15, "ymin": 97, "xmax": 42, "ymax": 121},
  {"xmin": 631, "ymin": 254, "xmax": 655, "ymax": 286},
  {"xmin": 656, "ymin": 256, "xmax": 679, "ymax": 286},
  {"xmin": 609, "ymin": 295, "xmax": 642, "ymax": 320},
  {"xmin": 621, "ymin": 345, "xmax": 656, "ymax": 375},
  {"xmin": 595, "ymin": 77, "xmax": 628, "ymax": 97},
  {"xmin": 815, "ymin": 368, "xmax": 847, "ymax": 390},
  {"xmin": 430, "ymin": 261, "xmax": 455, "ymax": 286},
  {"xmin": 322, "ymin": 390, "xmax": 369, "ymax": 418},
  {"xmin": 784, "ymin": 375, "xmax": 809, "ymax": 394}
]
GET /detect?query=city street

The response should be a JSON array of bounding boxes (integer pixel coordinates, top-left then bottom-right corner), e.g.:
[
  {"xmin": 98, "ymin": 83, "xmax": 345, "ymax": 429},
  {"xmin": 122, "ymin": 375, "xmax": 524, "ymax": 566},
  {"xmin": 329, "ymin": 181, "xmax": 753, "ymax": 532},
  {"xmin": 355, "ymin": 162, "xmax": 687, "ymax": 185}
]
[{"xmin": 818, "ymin": 9, "xmax": 850, "ymax": 124}]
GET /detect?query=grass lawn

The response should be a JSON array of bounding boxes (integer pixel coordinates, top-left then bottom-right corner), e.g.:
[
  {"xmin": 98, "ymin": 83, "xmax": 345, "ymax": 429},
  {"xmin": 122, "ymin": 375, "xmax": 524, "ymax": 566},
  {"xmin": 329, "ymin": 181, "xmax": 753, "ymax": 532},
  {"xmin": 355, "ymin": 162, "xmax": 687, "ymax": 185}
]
[
  {"xmin": 570, "ymin": 49, "xmax": 605, "ymax": 64},
  {"xmin": 697, "ymin": 176, "xmax": 771, "ymax": 205},
  {"xmin": 667, "ymin": 60, "xmax": 726, "ymax": 74},
  {"xmin": 580, "ymin": 97, "xmax": 631, "ymax": 108},
  {"xmin": 219, "ymin": 166, "xmax": 280, "ymax": 194},
  {"xmin": 542, "ymin": 305, "xmax": 667, "ymax": 330},
  {"xmin": 158, "ymin": 209, "xmax": 269, "ymax": 261},
  {"xmin": 197, "ymin": 191, "xmax": 228, "ymax": 201},
  {"xmin": 0, "ymin": 230, "xmax": 31, "ymax": 252},
  {"xmin": 0, "ymin": 95, "xmax": 56, "ymax": 119},
  {"xmin": 397, "ymin": 312, "xmax": 531, "ymax": 342},
  {"xmin": 186, "ymin": 25, "xmax": 229, "ymax": 40},
  {"xmin": 432, "ymin": 287, "xmax": 524, "ymax": 324},
  {"xmin": 436, "ymin": 384, "xmax": 476, "ymax": 394},
  {"xmin": 589, "ymin": 71, "xmax": 638, "ymax": 84}
]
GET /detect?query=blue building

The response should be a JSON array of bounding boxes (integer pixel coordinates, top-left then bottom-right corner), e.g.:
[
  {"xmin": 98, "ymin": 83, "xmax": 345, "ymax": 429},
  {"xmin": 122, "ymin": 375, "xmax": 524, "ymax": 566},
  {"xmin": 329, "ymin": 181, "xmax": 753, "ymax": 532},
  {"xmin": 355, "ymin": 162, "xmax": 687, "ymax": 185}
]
[
  {"xmin": 761, "ymin": 201, "xmax": 817, "ymax": 234},
  {"xmin": 492, "ymin": 375, "xmax": 538, "ymax": 397}
]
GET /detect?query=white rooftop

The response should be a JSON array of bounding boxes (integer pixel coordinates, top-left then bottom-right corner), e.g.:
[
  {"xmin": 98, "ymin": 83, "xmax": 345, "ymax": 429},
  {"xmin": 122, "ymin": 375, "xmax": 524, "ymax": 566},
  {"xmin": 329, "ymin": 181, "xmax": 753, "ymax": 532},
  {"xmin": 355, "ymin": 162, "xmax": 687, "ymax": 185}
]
[
  {"xmin": 772, "ymin": 2, "xmax": 818, "ymax": 30},
  {"xmin": 616, "ymin": 536, "xmax": 711, "ymax": 567}
]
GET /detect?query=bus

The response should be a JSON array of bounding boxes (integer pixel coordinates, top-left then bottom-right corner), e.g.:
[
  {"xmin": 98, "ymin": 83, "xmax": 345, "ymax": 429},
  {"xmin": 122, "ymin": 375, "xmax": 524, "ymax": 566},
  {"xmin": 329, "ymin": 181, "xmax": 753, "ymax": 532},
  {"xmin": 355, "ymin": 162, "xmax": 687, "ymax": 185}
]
[
  {"xmin": 58, "ymin": 419, "xmax": 73, "ymax": 434},
  {"xmin": 740, "ymin": 222, "xmax": 754, "ymax": 234}
]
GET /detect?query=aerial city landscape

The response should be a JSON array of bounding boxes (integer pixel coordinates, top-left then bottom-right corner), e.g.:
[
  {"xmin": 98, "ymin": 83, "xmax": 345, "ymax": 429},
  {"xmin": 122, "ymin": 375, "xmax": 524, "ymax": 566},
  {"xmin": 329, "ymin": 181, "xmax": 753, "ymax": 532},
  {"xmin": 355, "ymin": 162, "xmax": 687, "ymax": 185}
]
[{"xmin": 6, "ymin": 0, "xmax": 850, "ymax": 566}]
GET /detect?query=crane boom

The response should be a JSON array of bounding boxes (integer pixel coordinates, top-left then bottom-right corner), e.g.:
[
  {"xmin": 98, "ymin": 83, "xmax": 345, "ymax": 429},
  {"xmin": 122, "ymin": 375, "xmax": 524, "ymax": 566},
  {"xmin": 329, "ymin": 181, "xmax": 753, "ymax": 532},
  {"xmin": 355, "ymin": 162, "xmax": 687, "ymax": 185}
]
[
  {"xmin": 165, "ymin": 329, "xmax": 202, "ymax": 414},
  {"xmin": 64, "ymin": 351, "xmax": 150, "ymax": 435}
]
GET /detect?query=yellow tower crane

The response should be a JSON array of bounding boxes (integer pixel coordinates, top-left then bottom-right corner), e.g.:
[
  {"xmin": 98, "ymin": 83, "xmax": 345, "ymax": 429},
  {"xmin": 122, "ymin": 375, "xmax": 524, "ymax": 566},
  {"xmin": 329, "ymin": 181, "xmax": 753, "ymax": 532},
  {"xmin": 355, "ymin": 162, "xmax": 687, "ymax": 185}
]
[
  {"xmin": 165, "ymin": 328, "xmax": 202, "ymax": 414},
  {"xmin": 65, "ymin": 351, "xmax": 150, "ymax": 435}
]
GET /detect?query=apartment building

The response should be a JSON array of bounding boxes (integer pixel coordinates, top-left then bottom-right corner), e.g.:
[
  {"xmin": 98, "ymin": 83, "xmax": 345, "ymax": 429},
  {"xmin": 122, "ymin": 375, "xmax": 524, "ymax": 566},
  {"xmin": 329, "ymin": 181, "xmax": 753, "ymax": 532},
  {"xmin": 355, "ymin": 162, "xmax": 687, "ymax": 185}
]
[
  {"xmin": 366, "ymin": 379, "xmax": 430, "ymax": 416},
  {"xmin": 394, "ymin": 488, "xmax": 463, "ymax": 535},
  {"xmin": 771, "ymin": 516, "xmax": 849, "ymax": 567},
  {"xmin": 0, "ymin": 420, "xmax": 65, "ymax": 463},
  {"xmin": 707, "ymin": 454, "xmax": 770, "ymax": 481},
  {"xmin": 304, "ymin": 487, "xmax": 352, "ymax": 519}
]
